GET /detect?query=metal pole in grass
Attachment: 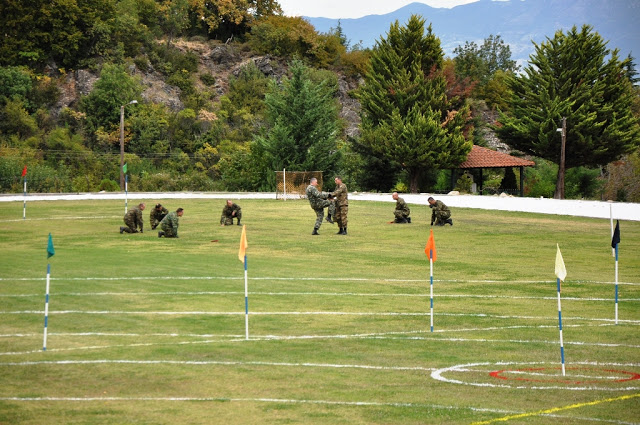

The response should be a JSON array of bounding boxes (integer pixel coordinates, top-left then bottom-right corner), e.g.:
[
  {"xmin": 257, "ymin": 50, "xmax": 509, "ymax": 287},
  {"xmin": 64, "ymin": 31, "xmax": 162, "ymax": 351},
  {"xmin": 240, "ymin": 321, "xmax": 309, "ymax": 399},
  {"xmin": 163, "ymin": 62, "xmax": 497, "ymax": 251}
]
[
  {"xmin": 43, "ymin": 233, "xmax": 55, "ymax": 351},
  {"xmin": 21, "ymin": 166, "xmax": 27, "ymax": 220},
  {"xmin": 612, "ymin": 220, "xmax": 621, "ymax": 324},
  {"xmin": 238, "ymin": 225, "xmax": 249, "ymax": 339},
  {"xmin": 123, "ymin": 163, "xmax": 128, "ymax": 214},
  {"xmin": 555, "ymin": 244, "xmax": 567, "ymax": 376},
  {"xmin": 425, "ymin": 230, "xmax": 437, "ymax": 332}
]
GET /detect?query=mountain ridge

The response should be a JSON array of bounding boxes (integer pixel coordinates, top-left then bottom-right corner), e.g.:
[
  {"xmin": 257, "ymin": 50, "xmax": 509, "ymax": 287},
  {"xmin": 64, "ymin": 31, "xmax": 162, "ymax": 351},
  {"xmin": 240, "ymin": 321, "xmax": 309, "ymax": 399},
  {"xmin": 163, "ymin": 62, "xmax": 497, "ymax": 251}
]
[{"xmin": 305, "ymin": 0, "xmax": 639, "ymax": 64}]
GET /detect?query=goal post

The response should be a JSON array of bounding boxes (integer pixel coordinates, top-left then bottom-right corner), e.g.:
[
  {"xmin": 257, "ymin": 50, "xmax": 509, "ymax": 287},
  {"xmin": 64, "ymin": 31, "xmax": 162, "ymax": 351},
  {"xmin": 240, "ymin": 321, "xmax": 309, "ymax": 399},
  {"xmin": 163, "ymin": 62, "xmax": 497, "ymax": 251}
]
[{"xmin": 275, "ymin": 170, "xmax": 323, "ymax": 200}]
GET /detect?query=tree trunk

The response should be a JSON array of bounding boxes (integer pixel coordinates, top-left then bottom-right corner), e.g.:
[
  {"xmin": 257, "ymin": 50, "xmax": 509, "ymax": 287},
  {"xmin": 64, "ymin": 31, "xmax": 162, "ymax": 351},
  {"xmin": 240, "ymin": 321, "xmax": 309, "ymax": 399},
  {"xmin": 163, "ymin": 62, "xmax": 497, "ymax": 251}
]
[{"xmin": 409, "ymin": 169, "xmax": 420, "ymax": 194}]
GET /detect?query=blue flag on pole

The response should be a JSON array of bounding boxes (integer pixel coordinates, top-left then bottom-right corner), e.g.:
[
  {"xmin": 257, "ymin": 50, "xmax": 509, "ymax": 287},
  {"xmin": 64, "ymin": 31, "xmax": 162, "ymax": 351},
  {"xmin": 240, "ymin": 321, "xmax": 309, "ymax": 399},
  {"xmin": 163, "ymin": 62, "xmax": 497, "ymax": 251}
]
[{"xmin": 47, "ymin": 233, "xmax": 55, "ymax": 258}]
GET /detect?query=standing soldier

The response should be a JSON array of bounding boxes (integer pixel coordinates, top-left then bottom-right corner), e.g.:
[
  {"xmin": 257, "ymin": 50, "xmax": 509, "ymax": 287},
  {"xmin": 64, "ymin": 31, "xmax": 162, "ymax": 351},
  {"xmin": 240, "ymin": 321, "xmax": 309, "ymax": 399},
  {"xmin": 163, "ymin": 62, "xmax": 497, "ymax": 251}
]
[
  {"xmin": 220, "ymin": 200, "xmax": 242, "ymax": 226},
  {"xmin": 120, "ymin": 203, "xmax": 145, "ymax": 234},
  {"xmin": 306, "ymin": 178, "xmax": 332, "ymax": 235},
  {"xmin": 330, "ymin": 176, "xmax": 349, "ymax": 235},
  {"xmin": 150, "ymin": 203, "xmax": 169, "ymax": 230},
  {"xmin": 392, "ymin": 192, "xmax": 411, "ymax": 223},
  {"xmin": 428, "ymin": 197, "xmax": 453, "ymax": 226},
  {"xmin": 159, "ymin": 208, "xmax": 184, "ymax": 238}
]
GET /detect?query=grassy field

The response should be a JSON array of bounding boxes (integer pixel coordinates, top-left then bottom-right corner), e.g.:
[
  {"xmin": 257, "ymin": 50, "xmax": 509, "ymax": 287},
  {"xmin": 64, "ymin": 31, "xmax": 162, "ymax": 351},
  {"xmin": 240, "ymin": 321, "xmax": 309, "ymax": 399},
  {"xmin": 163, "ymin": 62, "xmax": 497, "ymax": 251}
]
[{"xmin": 0, "ymin": 197, "xmax": 638, "ymax": 424}]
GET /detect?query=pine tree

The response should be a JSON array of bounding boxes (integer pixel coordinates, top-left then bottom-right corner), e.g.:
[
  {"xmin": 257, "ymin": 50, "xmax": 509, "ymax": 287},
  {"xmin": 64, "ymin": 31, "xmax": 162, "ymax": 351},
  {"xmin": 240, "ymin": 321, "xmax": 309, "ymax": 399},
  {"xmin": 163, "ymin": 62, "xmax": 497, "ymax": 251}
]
[
  {"xmin": 255, "ymin": 60, "xmax": 341, "ymax": 186},
  {"xmin": 496, "ymin": 25, "xmax": 640, "ymax": 199},
  {"xmin": 356, "ymin": 14, "xmax": 472, "ymax": 193}
]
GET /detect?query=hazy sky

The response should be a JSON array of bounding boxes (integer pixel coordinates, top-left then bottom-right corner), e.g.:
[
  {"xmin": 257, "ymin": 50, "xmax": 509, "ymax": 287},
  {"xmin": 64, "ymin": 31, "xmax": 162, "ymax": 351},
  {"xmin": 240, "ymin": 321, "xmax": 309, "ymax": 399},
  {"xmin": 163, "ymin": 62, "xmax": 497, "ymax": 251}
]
[{"xmin": 277, "ymin": 0, "xmax": 480, "ymax": 19}]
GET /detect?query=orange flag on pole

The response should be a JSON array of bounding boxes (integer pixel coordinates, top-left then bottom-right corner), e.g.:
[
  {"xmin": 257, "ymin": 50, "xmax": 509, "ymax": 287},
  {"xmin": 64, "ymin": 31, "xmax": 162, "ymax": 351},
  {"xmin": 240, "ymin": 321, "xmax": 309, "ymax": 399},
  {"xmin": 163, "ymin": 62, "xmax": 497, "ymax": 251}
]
[
  {"xmin": 425, "ymin": 229, "xmax": 437, "ymax": 261},
  {"xmin": 238, "ymin": 225, "xmax": 248, "ymax": 262}
]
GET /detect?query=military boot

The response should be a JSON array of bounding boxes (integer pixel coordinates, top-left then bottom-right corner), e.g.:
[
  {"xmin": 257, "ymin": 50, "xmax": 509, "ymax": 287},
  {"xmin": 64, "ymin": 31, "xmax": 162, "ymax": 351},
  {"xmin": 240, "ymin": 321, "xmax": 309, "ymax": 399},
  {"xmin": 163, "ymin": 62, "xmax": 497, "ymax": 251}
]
[
  {"xmin": 447, "ymin": 218, "xmax": 453, "ymax": 226},
  {"xmin": 326, "ymin": 214, "xmax": 334, "ymax": 224},
  {"xmin": 341, "ymin": 227, "xmax": 347, "ymax": 235},
  {"xmin": 312, "ymin": 228, "xmax": 319, "ymax": 235},
  {"xmin": 120, "ymin": 226, "xmax": 125, "ymax": 234},
  {"xmin": 336, "ymin": 227, "xmax": 343, "ymax": 234},
  {"xmin": 237, "ymin": 219, "xmax": 241, "ymax": 226},
  {"xmin": 406, "ymin": 217, "xmax": 411, "ymax": 223},
  {"xmin": 158, "ymin": 231, "xmax": 165, "ymax": 238}
]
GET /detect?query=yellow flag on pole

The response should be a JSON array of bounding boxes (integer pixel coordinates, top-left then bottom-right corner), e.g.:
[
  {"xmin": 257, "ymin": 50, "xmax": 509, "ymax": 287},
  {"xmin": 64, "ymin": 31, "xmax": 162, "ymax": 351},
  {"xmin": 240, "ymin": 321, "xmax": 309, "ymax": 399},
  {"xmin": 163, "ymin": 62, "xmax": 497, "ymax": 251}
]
[
  {"xmin": 238, "ymin": 225, "xmax": 248, "ymax": 262},
  {"xmin": 555, "ymin": 244, "xmax": 567, "ymax": 282}
]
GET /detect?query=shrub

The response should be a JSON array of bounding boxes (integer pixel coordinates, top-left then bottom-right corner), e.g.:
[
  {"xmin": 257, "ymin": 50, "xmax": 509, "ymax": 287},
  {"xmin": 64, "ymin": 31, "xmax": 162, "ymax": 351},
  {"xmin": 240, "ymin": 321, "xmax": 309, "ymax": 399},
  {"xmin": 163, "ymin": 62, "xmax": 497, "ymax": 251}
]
[
  {"xmin": 98, "ymin": 179, "xmax": 120, "ymax": 191},
  {"xmin": 200, "ymin": 73, "xmax": 216, "ymax": 86}
]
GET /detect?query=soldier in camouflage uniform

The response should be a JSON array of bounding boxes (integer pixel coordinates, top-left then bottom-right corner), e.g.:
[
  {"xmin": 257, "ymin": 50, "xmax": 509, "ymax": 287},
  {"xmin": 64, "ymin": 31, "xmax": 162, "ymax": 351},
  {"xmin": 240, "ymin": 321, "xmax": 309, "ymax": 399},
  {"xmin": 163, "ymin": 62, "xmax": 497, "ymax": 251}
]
[
  {"xmin": 306, "ymin": 178, "xmax": 333, "ymax": 235},
  {"xmin": 330, "ymin": 176, "xmax": 349, "ymax": 235},
  {"xmin": 150, "ymin": 203, "xmax": 169, "ymax": 230},
  {"xmin": 120, "ymin": 203, "xmax": 145, "ymax": 234},
  {"xmin": 220, "ymin": 200, "xmax": 242, "ymax": 226},
  {"xmin": 392, "ymin": 192, "xmax": 411, "ymax": 223},
  {"xmin": 158, "ymin": 208, "xmax": 184, "ymax": 238},
  {"xmin": 428, "ymin": 197, "xmax": 453, "ymax": 226}
]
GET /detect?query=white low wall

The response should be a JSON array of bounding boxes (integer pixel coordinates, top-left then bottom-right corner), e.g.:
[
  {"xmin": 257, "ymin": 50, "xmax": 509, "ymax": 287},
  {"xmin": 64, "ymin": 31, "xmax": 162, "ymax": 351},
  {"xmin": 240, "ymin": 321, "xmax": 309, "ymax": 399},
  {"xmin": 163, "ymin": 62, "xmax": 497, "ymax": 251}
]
[{"xmin": 0, "ymin": 191, "xmax": 638, "ymax": 221}]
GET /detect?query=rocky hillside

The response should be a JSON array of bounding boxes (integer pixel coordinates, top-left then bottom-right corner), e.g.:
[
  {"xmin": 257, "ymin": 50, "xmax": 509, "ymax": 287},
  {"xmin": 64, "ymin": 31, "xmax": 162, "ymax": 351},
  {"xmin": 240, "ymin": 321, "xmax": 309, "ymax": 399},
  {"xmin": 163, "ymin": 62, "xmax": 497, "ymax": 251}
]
[{"xmin": 54, "ymin": 40, "xmax": 363, "ymax": 140}]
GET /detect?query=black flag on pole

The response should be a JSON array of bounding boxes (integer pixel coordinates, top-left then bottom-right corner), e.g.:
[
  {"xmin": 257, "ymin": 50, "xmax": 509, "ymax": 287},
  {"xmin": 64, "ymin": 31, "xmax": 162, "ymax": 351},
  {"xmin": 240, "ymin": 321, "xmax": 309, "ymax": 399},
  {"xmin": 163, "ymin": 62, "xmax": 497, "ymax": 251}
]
[{"xmin": 611, "ymin": 220, "xmax": 621, "ymax": 248}]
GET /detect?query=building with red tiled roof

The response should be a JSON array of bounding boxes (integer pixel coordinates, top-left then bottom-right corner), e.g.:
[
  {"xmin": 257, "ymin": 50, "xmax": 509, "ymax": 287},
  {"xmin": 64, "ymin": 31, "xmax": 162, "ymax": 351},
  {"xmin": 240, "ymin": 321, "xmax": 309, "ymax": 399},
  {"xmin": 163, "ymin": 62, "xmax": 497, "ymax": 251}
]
[
  {"xmin": 452, "ymin": 145, "xmax": 535, "ymax": 197},
  {"xmin": 458, "ymin": 145, "xmax": 535, "ymax": 169}
]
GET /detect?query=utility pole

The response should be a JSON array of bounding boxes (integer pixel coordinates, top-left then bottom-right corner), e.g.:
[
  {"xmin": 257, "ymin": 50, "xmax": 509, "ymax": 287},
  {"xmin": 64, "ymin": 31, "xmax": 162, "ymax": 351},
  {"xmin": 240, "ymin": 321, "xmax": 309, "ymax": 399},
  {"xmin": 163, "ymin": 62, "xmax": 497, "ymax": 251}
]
[
  {"xmin": 555, "ymin": 117, "xmax": 566, "ymax": 199},
  {"xmin": 119, "ymin": 100, "xmax": 137, "ymax": 191}
]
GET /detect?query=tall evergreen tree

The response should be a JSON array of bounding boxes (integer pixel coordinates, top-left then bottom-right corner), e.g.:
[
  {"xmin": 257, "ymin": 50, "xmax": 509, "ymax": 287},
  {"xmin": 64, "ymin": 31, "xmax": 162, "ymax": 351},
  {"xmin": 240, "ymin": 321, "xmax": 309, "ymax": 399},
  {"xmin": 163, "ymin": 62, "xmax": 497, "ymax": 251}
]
[
  {"xmin": 496, "ymin": 25, "xmax": 640, "ymax": 199},
  {"xmin": 255, "ymin": 60, "xmax": 342, "ymax": 187},
  {"xmin": 356, "ymin": 14, "xmax": 472, "ymax": 193}
]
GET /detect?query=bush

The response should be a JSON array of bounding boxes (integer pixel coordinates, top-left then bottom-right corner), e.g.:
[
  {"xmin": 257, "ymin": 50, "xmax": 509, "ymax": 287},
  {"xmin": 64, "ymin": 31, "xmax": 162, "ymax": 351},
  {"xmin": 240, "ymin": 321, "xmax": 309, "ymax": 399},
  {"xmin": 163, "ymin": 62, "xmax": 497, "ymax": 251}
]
[
  {"xmin": 200, "ymin": 73, "xmax": 216, "ymax": 86},
  {"xmin": 98, "ymin": 179, "xmax": 120, "ymax": 191}
]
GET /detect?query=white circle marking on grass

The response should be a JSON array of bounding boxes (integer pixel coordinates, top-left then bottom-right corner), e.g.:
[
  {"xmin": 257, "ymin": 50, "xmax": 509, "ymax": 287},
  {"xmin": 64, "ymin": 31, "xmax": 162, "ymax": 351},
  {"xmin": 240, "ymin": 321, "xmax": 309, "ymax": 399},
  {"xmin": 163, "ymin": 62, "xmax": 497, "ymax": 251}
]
[{"xmin": 431, "ymin": 362, "xmax": 640, "ymax": 391}]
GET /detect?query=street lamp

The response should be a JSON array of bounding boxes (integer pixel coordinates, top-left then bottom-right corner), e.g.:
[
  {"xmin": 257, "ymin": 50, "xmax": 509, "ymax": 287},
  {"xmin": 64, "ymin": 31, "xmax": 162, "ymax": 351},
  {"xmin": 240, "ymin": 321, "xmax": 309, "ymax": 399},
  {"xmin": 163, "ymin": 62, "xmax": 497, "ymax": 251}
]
[{"xmin": 119, "ymin": 100, "xmax": 138, "ymax": 190}]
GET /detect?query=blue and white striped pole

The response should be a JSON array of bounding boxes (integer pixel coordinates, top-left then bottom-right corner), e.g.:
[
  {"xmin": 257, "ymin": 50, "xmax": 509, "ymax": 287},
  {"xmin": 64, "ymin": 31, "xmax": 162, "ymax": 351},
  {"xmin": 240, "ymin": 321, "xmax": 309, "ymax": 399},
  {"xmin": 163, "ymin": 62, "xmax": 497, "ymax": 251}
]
[
  {"xmin": 244, "ymin": 255, "xmax": 249, "ymax": 340},
  {"xmin": 124, "ymin": 174, "xmax": 128, "ymax": 214},
  {"xmin": 43, "ymin": 263, "xmax": 51, "ymax": 351},
  {"xmin": 556, "ymin": 277, "xmax": 565, "ymax": 376},
  {"xmin": 429, "ymin": 254, "xmax": 434, "ymax": 333},
  {"xmin": 23, "ymin": 176, "xmax": 27, "ymax": 220}
]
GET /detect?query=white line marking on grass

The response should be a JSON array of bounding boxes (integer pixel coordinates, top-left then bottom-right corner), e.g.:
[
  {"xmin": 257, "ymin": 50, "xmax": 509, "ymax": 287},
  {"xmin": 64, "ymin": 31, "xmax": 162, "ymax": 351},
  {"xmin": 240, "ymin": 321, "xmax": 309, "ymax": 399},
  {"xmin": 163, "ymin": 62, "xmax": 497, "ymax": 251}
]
[
  {"xmin": 2, "ymin": 330, "xmax": 637, "ymax": 357},
  {"xmin": 431, "ymin": 362, "xmax": 640, "ymax": 391},
  {"xmin": 2, "ymin": 322, "xmax": 623, "ymax": 339},
  {"xmin": 1, "ymin": 276, "xmax": 638, "ymax": 286},
  {"xmin": 0, "ymin": 359, "xmax": 438, "ymax": 372},
  {"xmin": 0, "ymin": 216, "xmax": 119, "ymax": 223},
  {"xmin": 0, "ymin": 395, "xmax": 517, "ymax": 414},
  {"xmin": 2, "ymin": 291, "xmax": 637, "ymax": 302}
]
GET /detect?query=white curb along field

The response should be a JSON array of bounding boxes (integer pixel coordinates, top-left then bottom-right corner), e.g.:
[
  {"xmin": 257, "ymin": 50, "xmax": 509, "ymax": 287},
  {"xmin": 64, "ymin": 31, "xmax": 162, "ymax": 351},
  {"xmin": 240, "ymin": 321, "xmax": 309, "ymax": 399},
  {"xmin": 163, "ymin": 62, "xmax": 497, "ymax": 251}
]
[{"xmin": 0, "ymin": 191, "xmax": 638, "ymax": 221}]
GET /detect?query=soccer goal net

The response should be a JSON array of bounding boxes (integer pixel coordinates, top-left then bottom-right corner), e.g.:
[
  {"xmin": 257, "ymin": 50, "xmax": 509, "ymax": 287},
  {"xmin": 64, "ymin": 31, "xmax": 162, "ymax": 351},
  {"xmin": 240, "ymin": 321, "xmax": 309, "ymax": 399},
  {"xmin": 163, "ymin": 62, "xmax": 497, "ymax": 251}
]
[{"xmin": 275, "ymin": 170, "xmax": 323, "ymax": 200}]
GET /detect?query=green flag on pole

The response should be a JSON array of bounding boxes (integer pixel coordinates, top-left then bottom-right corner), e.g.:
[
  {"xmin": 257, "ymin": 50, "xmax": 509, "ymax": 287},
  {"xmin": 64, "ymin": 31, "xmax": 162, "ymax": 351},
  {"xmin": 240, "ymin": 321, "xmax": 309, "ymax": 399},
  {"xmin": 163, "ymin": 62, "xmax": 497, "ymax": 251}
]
[
  {"xmin": 47, "ymin": 233, "xmax": 55, "ymax": 258},
  {"xmin": 123, "ymin": 163, "xmax": 128, "ymax": 174}
]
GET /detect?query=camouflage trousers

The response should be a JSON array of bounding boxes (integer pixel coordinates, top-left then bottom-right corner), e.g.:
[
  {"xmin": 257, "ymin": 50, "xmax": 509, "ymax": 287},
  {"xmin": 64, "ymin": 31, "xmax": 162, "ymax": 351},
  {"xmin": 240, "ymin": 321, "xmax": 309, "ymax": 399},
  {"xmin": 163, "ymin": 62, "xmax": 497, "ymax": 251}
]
[
  {"xmin": 162, "ymin": 227, "xmax": 178, "ymax": 238},
  {"xmin": 334, "ymin": 204, "xmax": 348, "ymax": 228},
  {"xmin": 222, "ymin": 211, "xmax": 242, "ymax": 226},
  {"xmin": 433, "ymin": 210, "xmax": 451, "ymax": 225},
  {"xmin": 150, "ymin": 214, "xmax": 167, "ymax": 229},
  {"xmin": 312, "ymin": 199, "xmax": 333, "ymax": 230},
  {"xmin": 123, "ymin": 216, "xmax": 142, "ymax": 233},
  {"xmin": 394, "ymin": 210, "xmax": 410, "ymax": 220}
]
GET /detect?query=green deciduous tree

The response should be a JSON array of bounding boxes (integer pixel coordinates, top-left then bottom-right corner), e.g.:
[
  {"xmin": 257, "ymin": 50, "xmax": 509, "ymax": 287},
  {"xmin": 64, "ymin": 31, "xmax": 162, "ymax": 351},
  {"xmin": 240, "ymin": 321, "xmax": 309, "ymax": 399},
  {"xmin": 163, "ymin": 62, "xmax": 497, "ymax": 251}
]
[
  {"xmin": 80, "ymin": 64, "xmax": 143, "ymax": 150},
  {"xmin": 356, "ymin": 14, "xmax": 472, "ymax": 193},
  {"xmin": 495, "ymin": 25, "xmax": 640, "ymax": 199}
]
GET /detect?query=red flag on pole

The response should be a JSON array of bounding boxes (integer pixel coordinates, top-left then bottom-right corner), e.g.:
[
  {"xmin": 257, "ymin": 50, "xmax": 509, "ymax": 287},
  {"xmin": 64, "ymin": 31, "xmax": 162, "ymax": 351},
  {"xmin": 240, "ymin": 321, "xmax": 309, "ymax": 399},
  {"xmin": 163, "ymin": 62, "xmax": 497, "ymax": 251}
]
[
  {"xmin": 425, "ymin": 229, "xmax": 437, "ymax": 261},
  {"xmin": 21, "ymin": 166, "xmax": 27, "ymax": 177}
]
